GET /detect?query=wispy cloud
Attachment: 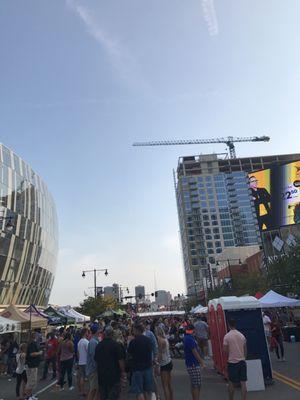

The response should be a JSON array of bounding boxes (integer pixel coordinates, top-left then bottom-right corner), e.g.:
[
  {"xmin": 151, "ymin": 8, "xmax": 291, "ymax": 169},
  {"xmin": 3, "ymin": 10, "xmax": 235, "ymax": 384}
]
[
  {"xmin": 66, "ymin": 0, "xmax": 152, "ymax": 93},
  {"xmin": 201, "ymin": 0, "xmax": 219, "ymax": 36}
]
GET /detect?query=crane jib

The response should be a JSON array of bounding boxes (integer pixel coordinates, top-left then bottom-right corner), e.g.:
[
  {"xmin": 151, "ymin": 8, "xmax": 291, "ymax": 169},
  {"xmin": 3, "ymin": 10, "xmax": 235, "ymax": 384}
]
[{"xmin": 132, "ymin": 136, "xmax": 270, "ymax": 159}]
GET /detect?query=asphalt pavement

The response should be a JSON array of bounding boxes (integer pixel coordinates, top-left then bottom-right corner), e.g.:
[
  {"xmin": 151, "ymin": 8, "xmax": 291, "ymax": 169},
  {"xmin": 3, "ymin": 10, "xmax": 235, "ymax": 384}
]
[{"xmin": 1, "ymin": 342, "xmax": 300, "ymax": 399}]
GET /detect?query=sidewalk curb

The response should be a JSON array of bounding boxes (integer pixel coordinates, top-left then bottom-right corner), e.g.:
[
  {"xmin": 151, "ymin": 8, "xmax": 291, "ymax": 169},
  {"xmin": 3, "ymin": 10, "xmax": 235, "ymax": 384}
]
[{"xmin": 34, "ymin": 380, "xmax": 57, "ymax": 396}]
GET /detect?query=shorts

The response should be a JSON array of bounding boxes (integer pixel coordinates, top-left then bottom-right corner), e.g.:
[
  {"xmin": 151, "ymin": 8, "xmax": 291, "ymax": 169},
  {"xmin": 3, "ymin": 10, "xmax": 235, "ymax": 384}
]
[
  {"xmin": 131, "ymin": 367, "xmax": 155, "ymax": 394},
  {"xmin": 196, "ymin": 338, "xmax": 208, "ymax": 347},
  {"xmin": 88, "ymin": 371, "xmax": 98, "ymax": 391},
  {"xmin": 228, "ymin": 361, "xmax": 247, "ymax": 383},
  {"xmin": 187, "ymin": 365, "xmax": 202, "ymax": 388},
  {"xmin": 161, "ymin": 361, "xmax": 173, "ymax": 372},
  {"xmin": 26, "ymin": 367, "xmax": 38, "ymax": 390},
  {"xmin": 78, "ymin": 364, "xmax": 87, "ymax": 379}
]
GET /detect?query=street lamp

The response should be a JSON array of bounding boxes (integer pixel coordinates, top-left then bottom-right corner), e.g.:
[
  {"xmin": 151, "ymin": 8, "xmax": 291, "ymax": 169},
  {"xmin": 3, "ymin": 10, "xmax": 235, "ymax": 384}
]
[{"xmin": 81, "ymin": 268, "xmax": 109, "ymax": 299}]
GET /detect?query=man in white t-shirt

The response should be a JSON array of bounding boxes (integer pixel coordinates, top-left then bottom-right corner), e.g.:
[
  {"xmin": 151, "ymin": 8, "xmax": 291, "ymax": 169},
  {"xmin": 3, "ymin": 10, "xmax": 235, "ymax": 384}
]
[
  {"xmin": 223, "ymin": 319, "xmax": 247, "ymax": 400},
  {"xmin": 263, "ymin": 313, "xmax": 271, "ymax": 343},
  {"xmin": 77, "ymin": 328, "xmax": 89, "ymax": 397}
]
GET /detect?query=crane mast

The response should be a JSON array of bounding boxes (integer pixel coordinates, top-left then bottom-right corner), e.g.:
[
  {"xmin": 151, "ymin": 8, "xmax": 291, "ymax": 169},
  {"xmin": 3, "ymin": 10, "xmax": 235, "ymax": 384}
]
[{"xmin": 133, "ymin": 135, "xmax": 270, "ymax": 158}]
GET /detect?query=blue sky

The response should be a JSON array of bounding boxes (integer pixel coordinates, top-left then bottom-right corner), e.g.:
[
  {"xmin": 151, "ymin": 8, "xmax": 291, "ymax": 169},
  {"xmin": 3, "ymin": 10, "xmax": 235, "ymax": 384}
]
[{"xmin": 0, "ymin": 0, "xmax": 299, "ymax": 305}]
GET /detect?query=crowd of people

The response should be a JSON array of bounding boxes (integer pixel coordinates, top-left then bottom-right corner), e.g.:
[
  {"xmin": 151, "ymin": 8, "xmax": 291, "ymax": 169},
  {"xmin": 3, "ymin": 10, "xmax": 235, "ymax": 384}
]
[
  {"xmin": 0, "ymin": 316, "xmax": 210, "ymax": 400},
  {"xmin": 0, "ymin": 308, "xmax": 294, "ymax": 400},
  {"xmin": 262, "ymin": 308, "xmax": 294, "ymax": 362}
]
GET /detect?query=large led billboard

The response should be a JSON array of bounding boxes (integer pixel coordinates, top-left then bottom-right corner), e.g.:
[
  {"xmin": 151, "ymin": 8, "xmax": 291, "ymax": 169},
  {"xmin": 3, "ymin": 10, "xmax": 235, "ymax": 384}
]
[{"xmin": 249, "ymin": 160, "xmax": 300, "ymax": 231}]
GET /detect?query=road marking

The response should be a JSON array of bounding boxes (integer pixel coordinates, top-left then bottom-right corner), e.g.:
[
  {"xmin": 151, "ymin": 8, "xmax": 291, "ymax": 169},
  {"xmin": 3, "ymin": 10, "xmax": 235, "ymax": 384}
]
[
  {"xmin": 273, "ymin": 371, "xmax": 300, "ymax": 391},
  {"xmin": 34, "ymin": 380, "xmax": 58, "ymax": 396}
]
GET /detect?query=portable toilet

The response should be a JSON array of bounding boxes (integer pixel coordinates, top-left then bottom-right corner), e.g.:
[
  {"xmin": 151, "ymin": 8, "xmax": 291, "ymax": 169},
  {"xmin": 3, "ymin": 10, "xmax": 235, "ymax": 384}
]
[
  {"xmin": 209, "ymin": 296, "xmax": 272, "ymax": 382},
  {"xmin": 208, "ymin": 299, "xmax": 222, "ymax": 374}
]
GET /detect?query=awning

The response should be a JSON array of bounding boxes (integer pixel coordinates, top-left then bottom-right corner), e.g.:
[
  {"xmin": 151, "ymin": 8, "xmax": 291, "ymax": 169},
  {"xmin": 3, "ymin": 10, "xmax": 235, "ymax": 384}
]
[
  {"xmin": 58, "ymin": 306, "xmax": 90, "ymax": 323},
  {"xmin": 24, "ymin": 305, "xmax": 56, "ymax": 324},
  {"xmin": 190, "ymin": 304, "xmax": 204, "ymax": 313},
  {"xmin": 259, "ymin": 290, "xmax": 300, "ymax": 308},
  {"xmin": 43, "ymin": 306, "xmax": 75, "ymax": 325},
  {"xmin": 191, "ymin": 305, "xmax": 208, "ymax": 314},
  {"xmin": 137, "ymin": 311, "xmax": 185, "ymax": 318},
  {"xmin": 0, "ymin": 305, "xmax": 47, "ymax": 330},
  {"xmin": 0, "ymin": 316, "xmax": 21, "ymax": 334}
]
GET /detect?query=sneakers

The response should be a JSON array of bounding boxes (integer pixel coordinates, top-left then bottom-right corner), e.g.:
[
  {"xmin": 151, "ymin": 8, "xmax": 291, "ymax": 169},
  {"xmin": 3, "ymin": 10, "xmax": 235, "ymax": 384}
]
[{"xmin": 69, "ymin": 386, "xmax": 75, "ymax": 391}]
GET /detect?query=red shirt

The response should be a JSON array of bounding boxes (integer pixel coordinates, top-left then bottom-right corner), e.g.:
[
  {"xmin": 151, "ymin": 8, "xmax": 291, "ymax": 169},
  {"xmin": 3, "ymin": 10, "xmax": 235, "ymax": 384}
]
[{"xmin": 46, "ymin": 338, "xmax": 59, "ymax": 359}]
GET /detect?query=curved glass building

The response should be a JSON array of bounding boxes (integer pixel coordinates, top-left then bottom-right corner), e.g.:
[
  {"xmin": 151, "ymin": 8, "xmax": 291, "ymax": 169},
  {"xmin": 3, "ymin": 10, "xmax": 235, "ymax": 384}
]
[{"xmin": 0, "ymin": 144, "xmax": 58, "ymax": 307}]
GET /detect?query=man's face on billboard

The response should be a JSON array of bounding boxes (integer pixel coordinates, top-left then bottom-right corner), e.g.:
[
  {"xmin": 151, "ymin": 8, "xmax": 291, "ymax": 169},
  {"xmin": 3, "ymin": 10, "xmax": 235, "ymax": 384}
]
[{"xmin": 249, "ymin": 176, "xmax": 258, "ymax": 189}]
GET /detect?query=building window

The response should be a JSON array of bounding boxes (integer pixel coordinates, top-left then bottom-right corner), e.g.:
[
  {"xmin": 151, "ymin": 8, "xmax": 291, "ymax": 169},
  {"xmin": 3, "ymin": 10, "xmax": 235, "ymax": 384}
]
[{"xmin": 191, "ymin": 258, "xmax": 198, "ymax": 266}]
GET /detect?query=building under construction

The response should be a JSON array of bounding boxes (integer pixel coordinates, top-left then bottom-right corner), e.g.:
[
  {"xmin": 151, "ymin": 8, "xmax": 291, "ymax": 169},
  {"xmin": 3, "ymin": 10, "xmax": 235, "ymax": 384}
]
[{"xmin": 175, "ymin": 153, "xmax": 300, "ymax": 296}]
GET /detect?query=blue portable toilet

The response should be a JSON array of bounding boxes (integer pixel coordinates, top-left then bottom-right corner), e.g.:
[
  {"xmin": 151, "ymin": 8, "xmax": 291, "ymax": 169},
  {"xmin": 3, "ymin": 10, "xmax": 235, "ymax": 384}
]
[{"xmin": 213, "ymin": 296, "xmax": 272, "ymax": 382}]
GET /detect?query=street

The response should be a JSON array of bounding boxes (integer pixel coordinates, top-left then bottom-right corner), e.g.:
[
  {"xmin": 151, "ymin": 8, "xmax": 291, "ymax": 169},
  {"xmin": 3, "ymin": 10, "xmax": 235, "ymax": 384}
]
[{"xmin": 1, "ymin": 342, "xmax": 300, "ymax": 400}]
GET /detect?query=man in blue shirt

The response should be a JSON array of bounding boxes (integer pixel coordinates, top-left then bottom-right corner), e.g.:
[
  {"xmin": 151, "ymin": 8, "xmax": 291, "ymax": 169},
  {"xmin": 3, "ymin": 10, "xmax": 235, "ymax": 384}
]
[
  {"xmin": 183, "ymin": 324, "xmax": 205, "ymax": 400},
  {"xmin": 143, "ymin": 321, "xmax": 160, "ymax": 399}
]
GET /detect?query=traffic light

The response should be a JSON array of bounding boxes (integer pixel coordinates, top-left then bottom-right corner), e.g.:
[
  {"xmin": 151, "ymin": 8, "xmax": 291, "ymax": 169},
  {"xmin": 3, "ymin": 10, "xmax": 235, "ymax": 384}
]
[{"xmin": 155, "ymin": 291, "xmax": 158, "ymax": 298}]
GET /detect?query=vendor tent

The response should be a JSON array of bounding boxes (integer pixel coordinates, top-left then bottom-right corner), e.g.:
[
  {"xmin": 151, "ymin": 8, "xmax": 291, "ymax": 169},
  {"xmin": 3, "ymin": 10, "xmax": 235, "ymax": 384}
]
[
  {"xmin": 0, "ymin": 305, "xmax": 47, "ymax": 330},
  {"xmin": 24, "ymin": 305, "xmax": 56, "ymax": 324},
  {"xmin": 191, "ymin": 306, "xmax": 208, "ymax": 314},
  {"xmin": 43, "ymin": 306, "xmax": 75, "ymax": 325},
  {"xmin": 0, "ymin": 316, "xmax": 21, "ymax": 334},
  {"xmin": 58, "ymin": 306, "xmax": 90, "ymax": 323},
  {"xmin": 137, "ymin": 311, "xmax": 185, "ymax": 318},
  {"xmin": 259, "ymin": 290, "xmax": 300, "ymax": 308},
  {"xmin": 190, "ymin": 304, "xmax": 204, "ymax": 314}
]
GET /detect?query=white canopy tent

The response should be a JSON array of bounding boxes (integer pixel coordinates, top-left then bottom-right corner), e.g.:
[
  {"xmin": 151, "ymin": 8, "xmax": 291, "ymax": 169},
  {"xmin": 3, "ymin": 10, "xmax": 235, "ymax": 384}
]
[
  {"xmin": 190, "ymin": 304, "xmax": 208, "ymax": 314},
  {"xmin": 259, "ymin": 290, "xmax": 300, "ymax": 308},
  {"xmin": 58, "ymin": 306, "xmax": 90, "ymax": 323},
  {"xmin": 0, "ymin": 316, "xmax": 21, "ymax": 334},
  {"xmin": 191, "ymin": 305, "xmax": 208, "ymax": 314},
  {"xmin": 137, "ymin": 311, "xmax": 185, "ymax": 318}
]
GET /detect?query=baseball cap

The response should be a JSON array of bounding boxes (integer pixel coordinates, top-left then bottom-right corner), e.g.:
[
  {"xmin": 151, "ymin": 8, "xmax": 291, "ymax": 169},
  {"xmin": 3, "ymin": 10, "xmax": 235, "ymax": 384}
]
[{"xmin": 185, "ymin": 324, "xmax": 195, "ymax": 334}]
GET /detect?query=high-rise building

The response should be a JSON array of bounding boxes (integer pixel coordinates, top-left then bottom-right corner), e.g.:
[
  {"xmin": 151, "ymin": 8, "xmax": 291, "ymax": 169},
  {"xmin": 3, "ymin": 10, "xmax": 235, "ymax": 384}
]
[
  {"xmin": 176, "ymin": 153, "xmax": 300, "ymax": 295},
  {"xmin": 104, "ymin": 283, "xmax": 120, "ymax": 301},
  {"xmin": 0, "ymin": 144, "xmax": 58, "ymax": 307},
  {"xmin": 135, "ymin": 285, "xmax": 145, "ymax": 301},
  {"xmin": 155, "ymin": 290, "xmax": 172, "ymax": 307}
]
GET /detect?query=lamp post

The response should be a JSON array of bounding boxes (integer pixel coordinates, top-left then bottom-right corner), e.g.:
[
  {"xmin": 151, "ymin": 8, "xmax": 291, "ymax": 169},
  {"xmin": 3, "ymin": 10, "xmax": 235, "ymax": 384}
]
[{"xmin": 82, "ymin": 268, "xmax": 109, "ymax": 299}]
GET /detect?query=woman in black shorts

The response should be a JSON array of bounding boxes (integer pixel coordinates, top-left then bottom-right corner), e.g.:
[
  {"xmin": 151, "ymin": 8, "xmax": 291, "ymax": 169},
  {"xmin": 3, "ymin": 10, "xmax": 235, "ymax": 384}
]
[{"xmin": 155, "ymin": 326, "xmax": 174, "ymax": 400}]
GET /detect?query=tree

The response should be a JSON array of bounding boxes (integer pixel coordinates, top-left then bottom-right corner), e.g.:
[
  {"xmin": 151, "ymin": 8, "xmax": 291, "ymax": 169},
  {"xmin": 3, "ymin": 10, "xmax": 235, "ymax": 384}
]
[
  {"xmin": 75, "ymin": 295, "xmax": 118, "ymax": 320},
  {"xmin": 267, "ymin": 244, "xmax": 300, "ymax": 296},
  {"xmin": 207, "ymin": 272, "xmax": 268, "ymax": 301}
]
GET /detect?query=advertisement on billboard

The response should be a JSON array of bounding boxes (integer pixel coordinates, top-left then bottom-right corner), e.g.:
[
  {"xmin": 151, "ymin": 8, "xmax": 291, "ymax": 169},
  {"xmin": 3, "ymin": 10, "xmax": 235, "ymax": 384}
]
[{"xmin": 249, "ymin": 160, "xmax": 300, "ymax": 231}]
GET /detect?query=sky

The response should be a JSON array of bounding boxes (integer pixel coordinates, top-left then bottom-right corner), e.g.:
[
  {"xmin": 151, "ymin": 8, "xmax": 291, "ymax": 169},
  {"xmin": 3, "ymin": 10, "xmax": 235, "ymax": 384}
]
[{"xmin": 0, "ymin": 0, "xmax": 299, "ymax": 305}]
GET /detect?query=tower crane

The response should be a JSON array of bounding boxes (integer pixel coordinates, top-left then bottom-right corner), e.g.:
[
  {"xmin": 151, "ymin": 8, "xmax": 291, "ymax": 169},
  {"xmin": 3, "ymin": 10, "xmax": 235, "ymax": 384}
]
[{"xmin": 133, "ymin": 135, "xmax": 270, "ymax": 159}]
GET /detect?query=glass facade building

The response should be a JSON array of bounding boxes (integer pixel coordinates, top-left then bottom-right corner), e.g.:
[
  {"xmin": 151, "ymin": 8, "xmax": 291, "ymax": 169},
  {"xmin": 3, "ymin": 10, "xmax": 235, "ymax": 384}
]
[
  {"xmin": 176, "ymin": 153, "xmax": 300, "ymax": 295},
  {"xmin": 0, "ymin": 144, "xmax": 58, "ymax": 307},
  {"xmin": 176, "ymin": 155, "xmax": 260, "ymax": 295}
]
